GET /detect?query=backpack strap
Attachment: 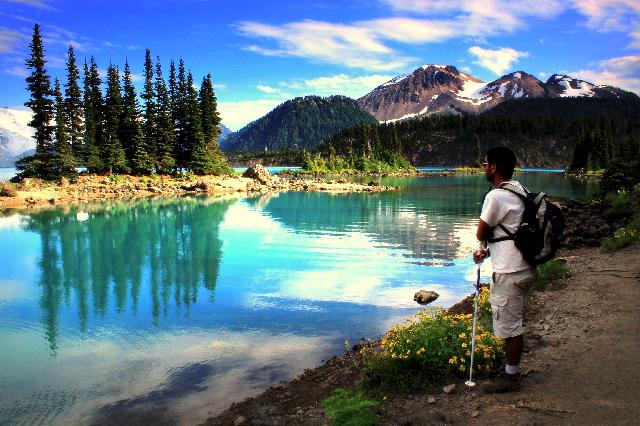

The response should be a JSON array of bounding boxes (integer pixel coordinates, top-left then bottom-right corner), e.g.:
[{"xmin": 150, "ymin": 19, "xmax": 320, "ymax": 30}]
[
  {"xmin": 486, "ymin": 182, "xmax": 527, "ymax": 243},
  {"xmin": 488, "ymin": 224, "xmax": 514, "ymax": 243}
]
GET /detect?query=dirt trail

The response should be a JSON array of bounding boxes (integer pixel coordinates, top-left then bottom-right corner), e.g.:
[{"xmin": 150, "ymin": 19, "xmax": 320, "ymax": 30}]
[
  {"xmin": 384, "ymin": 244, "xmax": 640, "ymax": 425},
  {"xmin": 206, "ymin": 244, "xmax": 640, "ymax": 425}
]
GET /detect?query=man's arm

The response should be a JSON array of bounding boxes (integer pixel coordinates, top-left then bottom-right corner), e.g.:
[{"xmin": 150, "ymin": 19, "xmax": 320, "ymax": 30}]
[
  {"xmin": 473, "ymin": 219, "xmax": 491, "ymax": 263},
  {"xmin": 476, "ymin": 219, "xmax": 492, "ymax": 242}
]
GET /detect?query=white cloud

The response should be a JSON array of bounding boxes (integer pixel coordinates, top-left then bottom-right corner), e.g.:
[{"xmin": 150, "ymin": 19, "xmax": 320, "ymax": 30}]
[
  {"xmin": 571, "ymin": 55, "xmax": 640, "ymax": 93},
  {"xmin": 218, "ymin": 99, "xmax": 285, "ymax": 131},
  {"xmin": 571, "ymin": 0, "xmax": 640, "ymax": 32},
  {"xmin": 4, "ymin": 65, "xmax": 28, "ymax": 77},
  {"xmin": 0, "ymin": 27, "xmax": 26, "ymax": 53},
  {"xmin": 256, "ymin": 84, "xmax": 279, "ymax": 94},
  {"xmin": 4, "ymin": 0, "xmax": 53, "ymax": 9},
  {"xmin": 468, "ymin": 46, "xmax": 529, "ymax": 75},
  {"xmin": 279, "ymin": 73, "xmax": 393, "ymax": 98},
  {"xmin": 239, "ymin": 20, "xmax": 411, "ymax": 71},
  {"xmin": 630, "ymin": 24, "xmax": 640, "ymax": 49},
  {"xmin": 237, "ymin": 1, "xmax": 567, "ymax": 72}
]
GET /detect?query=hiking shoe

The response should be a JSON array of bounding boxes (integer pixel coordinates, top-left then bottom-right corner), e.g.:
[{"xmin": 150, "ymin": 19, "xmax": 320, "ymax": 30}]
[{"xmin": 480, "ymin": 372, "xmax": 521, "ymax": 393}]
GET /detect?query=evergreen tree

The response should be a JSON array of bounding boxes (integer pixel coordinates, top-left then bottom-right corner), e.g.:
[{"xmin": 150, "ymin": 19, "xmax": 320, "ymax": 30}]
[
  {"xmin": 154, "ymin": 57, "xmax": 176, "ymax": 174},
  {"xmin": 53, "ymin": 78, "xmax": 77, "ymax": 178},
  {"xmin": 199, "ymin": 74, "xmax": 221, "ymax": 146},
  {"xmin": 64, "ymin": 45, "xmax": 84, "ymax": 164},
  {"xmin": 103, "ymin": 64, "xmax": 128, "ymax": 174},
  {"xmin": 121, "ymin": 60, "xmax": 152, "ymax": 174},
  {"xmin": 169, "ymin": 60, "xmax": 177, "ymax": 122},
  {"xmin": 84, "ymin": 57, "xmax": 104, "ymax": 172},
  {"xmin": 141, "ymin": 49, "xmax": 156, "ymax": 169},
  {"xmin": 184, "ymin": 72, "xmax": 211, "ymax": 174},
  {"xmin": 198, "ymin": 73, "xmax": 231, "ymax": 175},
  {"xmin": 174, "ymin": 59, "xmax": 189, "ymax": 170},
  {"xmin": 17, "ymin": 23, "xmax": 55, "ymax": 179}
]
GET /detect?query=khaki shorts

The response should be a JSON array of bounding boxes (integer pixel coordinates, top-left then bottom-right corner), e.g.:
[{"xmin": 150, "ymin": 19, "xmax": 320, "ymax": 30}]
[{"xmin": 490, "ymin": 268, "xmax": 537, "ymax": 338}]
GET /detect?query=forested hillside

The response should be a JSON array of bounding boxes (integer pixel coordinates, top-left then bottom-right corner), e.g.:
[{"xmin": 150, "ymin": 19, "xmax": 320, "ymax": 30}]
[
  {"xmin": 317, "ymin": 97, "xmax": 640, "ymax": 169},
  {"xmin": 221, "ymin": 96, "xmax": 376, "ymax": 152}
]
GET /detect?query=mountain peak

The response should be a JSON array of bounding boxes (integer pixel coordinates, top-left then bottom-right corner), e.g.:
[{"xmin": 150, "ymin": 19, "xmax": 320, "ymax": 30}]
[{"xmin": 358, "ymin": 66, "xmax": 637, "ymax": 122}]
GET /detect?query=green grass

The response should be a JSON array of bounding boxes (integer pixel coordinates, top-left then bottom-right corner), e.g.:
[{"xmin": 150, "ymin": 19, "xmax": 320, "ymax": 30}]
[
  {"xmin": 322, "ymin": 388, "xmax": 379, "ymax": 426},
  {"xmin": 532, "ymin": 259, "xmax": 570, "ymax": 291},
  {"xmin": 601, "ymin": 216, "xmax": 640, "ymax": 253}
]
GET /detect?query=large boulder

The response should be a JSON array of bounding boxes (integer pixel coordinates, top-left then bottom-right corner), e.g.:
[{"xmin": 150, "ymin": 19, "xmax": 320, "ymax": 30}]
[
  {"xmin": 414, "ymin": 290, "xmax": 439, "ymax": 305},
  {"xmin": 242, "ymin": 164, "xmax": 278, "ymax": 185},
  {"xmin": 0, "ymin": 185, "xmax": 17, "ymax": 197}
]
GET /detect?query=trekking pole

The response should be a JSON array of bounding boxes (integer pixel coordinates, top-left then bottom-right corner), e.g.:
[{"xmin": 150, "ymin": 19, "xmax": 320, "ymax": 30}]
[{"xmin": 465, "ymin": 259, "xmax": 481, "ymax": 388}]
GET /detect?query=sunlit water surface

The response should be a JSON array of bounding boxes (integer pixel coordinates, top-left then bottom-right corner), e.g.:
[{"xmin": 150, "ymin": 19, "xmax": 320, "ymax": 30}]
[{"xmin": 0, "ymin": 172, "xmax": 597, "ymax": 424}]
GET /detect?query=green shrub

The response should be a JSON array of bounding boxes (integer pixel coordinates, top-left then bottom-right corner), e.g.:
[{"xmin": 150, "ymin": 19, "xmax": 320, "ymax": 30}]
[
  {"xmin": 363, "ymin": 288, "xmax": 502, "ymax": 391},
  {"xmin": 601, "ymin": 160, "xmax": 640, "ymax": 193},
  {"xmin": 322, "ymin": 388, "xmax": 378, "ymax": 426},
  {"xmin": 608, "ymin": 189, "xmax": 631, "ymax": 210},
  {"xmin": 108, "ymin": 173, "xmax": 124, "ymax": 184},
  {"xmin": 602, "ymin": 217, "xmax": 640, "ymax": 253},
  {"xmin": 532, "ymin": 259, "xmax": 570, "ymax": 291}
]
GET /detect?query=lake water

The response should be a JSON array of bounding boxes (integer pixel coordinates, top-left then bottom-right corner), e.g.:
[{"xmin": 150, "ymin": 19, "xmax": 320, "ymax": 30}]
[{"xmin": 0, "ymin": 173, "xmax": 597, "ymax": 424}]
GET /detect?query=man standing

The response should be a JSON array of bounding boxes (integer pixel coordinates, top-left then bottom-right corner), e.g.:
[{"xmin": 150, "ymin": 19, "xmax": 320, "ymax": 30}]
[{"xmin": 473, "ymin": 146, "xmax": 537, "ymax": 393}]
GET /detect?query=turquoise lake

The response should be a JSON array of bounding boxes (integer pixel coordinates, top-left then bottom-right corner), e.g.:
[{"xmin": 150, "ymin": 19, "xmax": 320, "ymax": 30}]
[{"xmin": 0, "ymin": 173, "xmax": 597, "ymax": 424}]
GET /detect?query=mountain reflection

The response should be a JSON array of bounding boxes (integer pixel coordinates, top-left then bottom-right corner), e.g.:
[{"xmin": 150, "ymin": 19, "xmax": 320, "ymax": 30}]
[{"xmin": 21, "ymin": 196, "xmax": 234, "ymax": 354}]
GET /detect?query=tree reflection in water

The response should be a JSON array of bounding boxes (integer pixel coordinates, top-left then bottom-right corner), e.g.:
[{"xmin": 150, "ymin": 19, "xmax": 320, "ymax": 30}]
[{"xmin": 22, "ymin": 196, "xmax": 234, "ymax": 355}]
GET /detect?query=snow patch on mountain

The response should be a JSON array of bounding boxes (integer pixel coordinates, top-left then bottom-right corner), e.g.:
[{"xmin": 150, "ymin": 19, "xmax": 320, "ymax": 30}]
[
  {"xmin": 558, "ymin": 79, "xmax": 596, "ymax": 97},
  {"xmin": 457, "ymin": 80, "xmax": 489, "ymax": 100},
  {"xmin": 382, "ymin": 72, "xmax": 411, "ymax": 87}
]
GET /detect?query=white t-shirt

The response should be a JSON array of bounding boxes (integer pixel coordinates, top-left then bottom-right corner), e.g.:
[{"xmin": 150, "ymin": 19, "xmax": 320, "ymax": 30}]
[{"xmin": 480, "ymin": 181, "xmax": 531, "ymax": 273}]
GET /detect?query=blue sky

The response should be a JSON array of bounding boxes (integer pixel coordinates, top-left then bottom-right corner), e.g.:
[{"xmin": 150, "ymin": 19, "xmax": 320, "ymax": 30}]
[{"xmin": 1, "ymin": 0, "xmax": 639, "ymax": 130}]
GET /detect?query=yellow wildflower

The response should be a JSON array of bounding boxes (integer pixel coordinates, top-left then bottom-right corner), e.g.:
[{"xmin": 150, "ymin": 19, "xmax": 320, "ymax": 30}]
[
  {"xmin": 459, "ymin": 332, "xmax": 467, "ymax": 339},
  {"xmin": 461, "ymin": 343, "xmax": 467, "ymax": 348}
]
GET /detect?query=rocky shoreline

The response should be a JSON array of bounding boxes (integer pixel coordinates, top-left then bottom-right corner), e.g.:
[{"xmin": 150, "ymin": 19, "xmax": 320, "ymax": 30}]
[{"xmin": 0, "ymin": 165, "xmax": 398, "ymax": 211}]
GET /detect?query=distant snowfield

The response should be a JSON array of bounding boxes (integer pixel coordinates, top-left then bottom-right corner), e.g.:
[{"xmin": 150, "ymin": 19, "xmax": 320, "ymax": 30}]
[{"xmin": 0, "ymin": 107, "xmax": 35, "ymax": 155}]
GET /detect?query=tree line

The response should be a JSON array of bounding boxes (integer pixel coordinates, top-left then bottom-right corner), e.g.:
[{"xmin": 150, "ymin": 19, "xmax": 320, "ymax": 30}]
[
  {"xmin": 17, "ymin": 23, "xmax": 232, "ymax": 181},
  {"xmin": 317, "ymin": 97, "xmax": 640, "ymax": 170}
]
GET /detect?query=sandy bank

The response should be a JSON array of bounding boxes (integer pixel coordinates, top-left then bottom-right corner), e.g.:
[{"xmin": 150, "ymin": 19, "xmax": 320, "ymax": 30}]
[{"xmin": 0, "ymin": 173, "xmax": 397, "ymax": 211}]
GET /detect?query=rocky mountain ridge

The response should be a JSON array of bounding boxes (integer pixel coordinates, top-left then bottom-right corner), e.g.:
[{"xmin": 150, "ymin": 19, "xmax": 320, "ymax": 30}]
[{"xmin": 358, "ymin": 65, "xmax": 637, "ymax": 122}]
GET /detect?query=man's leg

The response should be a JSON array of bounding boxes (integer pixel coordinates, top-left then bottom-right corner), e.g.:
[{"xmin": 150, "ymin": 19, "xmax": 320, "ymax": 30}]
[
  {"xmin": 504, "ymin": 334, "xmax": 523, "ymax": 374},
  {"xmin": 481, "ymin": 269, "xmax": 535, "ymax": 393}
]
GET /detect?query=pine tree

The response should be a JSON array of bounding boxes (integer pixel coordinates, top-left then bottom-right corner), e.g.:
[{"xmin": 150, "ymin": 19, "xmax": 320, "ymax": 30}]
[
  {"xmin": 53, "ymin": 78, "xmax": 77, "ymax": 178},
  {"xmin": 141, "ymin": 49, "xmax": 156, "ymax": 169},
  {"xmin": 199, "ymin": 73, "xmax": 231, "ymax": 175},
  {"xmin": 64, "ymin": 45, "xmax": 84, "ymax": 164},
  {"xmin": 184, "ymin": 72, "xmax": 211, "ymax": 174},
  {"xmin": 17, "ymin": 23, "xmax": 55, "ymax": 179},
  {"xmin": 169, "ymin": 60, "xmax": 177, "ymax": 122},
  {"xmin": 199, "ymin": 74, "xmax": 221, "ymax": 146},
  {"xmin": 174, "ymin": 59, "xmax": 189, "ymax": 170},
  {"xmin": 84, "ymin": 57, "xmax": 104, "ymax": 172},
  {"xmin": 154, "ymin": 57, "xmax": 176, "ymax": 174},
  {"xmin": 103, "ymin": 64, "xmax": 128, "ymax": 174},
  {"xmin": 121, "ymin": 60, "xmax": 151, "ymax": 174}
]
